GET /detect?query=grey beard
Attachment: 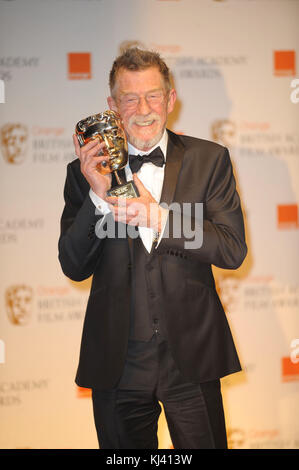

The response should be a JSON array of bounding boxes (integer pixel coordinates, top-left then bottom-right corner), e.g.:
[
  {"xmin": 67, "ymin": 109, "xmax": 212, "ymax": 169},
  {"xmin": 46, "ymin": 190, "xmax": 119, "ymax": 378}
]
[
  {"xmin": 126, "ymin": 113, "xmax": 165, "ymax": 151},
  {"xmin": 127, "ymin": 130, "xmax": 164, "ymax": 151}
]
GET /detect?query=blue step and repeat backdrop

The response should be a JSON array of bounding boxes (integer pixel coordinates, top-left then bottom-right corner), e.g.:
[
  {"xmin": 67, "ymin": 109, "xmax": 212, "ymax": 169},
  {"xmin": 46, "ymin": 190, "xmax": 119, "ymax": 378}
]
[{"xmin": 0, "ymin": 0, "xmax": 298, "ymax": 449}]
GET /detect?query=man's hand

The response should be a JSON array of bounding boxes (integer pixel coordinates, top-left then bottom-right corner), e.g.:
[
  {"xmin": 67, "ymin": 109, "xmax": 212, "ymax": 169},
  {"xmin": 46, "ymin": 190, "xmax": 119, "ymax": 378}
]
[
  {"xmin": 73, "ymin": 134, "xmax": 112, "ymax": 199},
  {"xmin": 106, "ymin": 174, "xmax": 167, "ymax": 233}
]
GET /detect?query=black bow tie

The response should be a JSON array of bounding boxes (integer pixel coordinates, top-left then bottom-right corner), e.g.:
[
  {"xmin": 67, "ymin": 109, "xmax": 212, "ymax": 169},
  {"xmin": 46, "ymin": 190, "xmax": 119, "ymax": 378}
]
[{"xmin": 129, "ymin": 146, "xmax": 165, "ymax": 173}]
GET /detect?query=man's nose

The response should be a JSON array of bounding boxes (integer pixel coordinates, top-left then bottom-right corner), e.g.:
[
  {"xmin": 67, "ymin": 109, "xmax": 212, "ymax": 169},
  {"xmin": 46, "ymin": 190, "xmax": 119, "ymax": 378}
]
[{"xmin": 136, "ymin": 96, "xmax": 151, "ymax": 115}]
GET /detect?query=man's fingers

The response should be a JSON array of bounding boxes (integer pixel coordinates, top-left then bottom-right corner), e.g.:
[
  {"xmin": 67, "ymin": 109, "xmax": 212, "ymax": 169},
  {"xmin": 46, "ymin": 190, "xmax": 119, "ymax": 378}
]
[
  {"xmin": 81, "ymin": 146, "xmax": 110, "ymax": 170},
  {"xmin": 83, "ymin": 141, "xmax": 106, "ymax": 158},
  {"xmin": 111, "ymin": 207, "xmax": 139, "ymax": 225},
  {"xmin": 73, "ymin": 136, "xmax": 107, "ymax": 161},
  {"xmin": 82, "ymin": 137, "xmax": 103, "ymax": 152},
  {"xmin": 72, "ymin": 134, "xmax": 81, "ymax": 157},
  {"xmin": 73, "ymin": 134, "xmax": 99, "ymax": 155},
  {"xmin": 106, "ymin": 196, "xmax": 126, "ymax": 205},
  {"xmin": 109, "ymin": 200, "xmax": 138, "ymax": 218}
]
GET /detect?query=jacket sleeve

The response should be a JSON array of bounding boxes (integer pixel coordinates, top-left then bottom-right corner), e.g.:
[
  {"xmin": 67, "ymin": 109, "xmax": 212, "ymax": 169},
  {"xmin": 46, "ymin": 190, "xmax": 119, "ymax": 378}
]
[
  {"xmin": 58, "ymin": 162, "xmax": 105, "ymax": 281},
  {"xmin": 157, "ymin": 147, "xmax": 247, "ymax": 269}
]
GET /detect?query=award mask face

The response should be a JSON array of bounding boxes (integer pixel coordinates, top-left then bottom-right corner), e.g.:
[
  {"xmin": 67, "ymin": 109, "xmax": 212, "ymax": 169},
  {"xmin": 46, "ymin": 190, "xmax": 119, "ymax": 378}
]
[
  {"xmin": 75, "ymin": 110, "xmax": 128, "ymax": 175},
  {"xmin": 75, "ymin": 110, "xmax": 139, "ymax": 198}
]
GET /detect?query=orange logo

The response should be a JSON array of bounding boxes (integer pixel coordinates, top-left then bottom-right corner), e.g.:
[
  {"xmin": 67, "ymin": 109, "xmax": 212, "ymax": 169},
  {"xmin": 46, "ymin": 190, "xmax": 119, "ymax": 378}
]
[
  {"xmin": 68, "ymin": 53, "xmax": 91, "ymax": 80},
  {"xmin": 77, "ymin": 386, "xmax": 92, "ymax": 398},
  {"xmin": 281, "ymin": 357, "xmax": 299, "ymax": 382},
  {"xmin": 277, "ymin": 204, "xmax": 298, "ymax": 229},
  {"xmin": 274, "ymin": 50, "xmax": 296, "ymax": 76}
]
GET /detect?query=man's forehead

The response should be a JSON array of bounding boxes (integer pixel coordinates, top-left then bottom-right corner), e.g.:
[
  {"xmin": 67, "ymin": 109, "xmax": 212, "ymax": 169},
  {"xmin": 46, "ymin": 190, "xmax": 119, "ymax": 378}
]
[{"xmin": 114, "ymin": 66, "xmax": 165, "ymax": 91}]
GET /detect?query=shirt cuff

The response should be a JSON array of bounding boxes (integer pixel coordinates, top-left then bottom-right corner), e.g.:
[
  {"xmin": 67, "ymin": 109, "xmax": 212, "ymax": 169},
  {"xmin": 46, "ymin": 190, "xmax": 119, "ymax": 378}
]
[{"xmin": 89, "ymin": 188, "xmax": 111, "ymax": 215}]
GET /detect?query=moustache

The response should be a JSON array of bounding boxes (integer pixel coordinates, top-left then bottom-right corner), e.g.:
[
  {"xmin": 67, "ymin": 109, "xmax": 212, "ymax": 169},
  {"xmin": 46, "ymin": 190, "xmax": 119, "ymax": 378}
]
[{"xmin": 128, "ymin": 113, "xmax": 161, "ymax": 127}]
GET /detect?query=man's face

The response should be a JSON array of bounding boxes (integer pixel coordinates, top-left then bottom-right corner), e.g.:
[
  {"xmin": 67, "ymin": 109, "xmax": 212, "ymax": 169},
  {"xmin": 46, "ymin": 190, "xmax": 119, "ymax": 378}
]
[{"xmin": 107, "ymin": 66, "xmax": 176, "ymax": 151}]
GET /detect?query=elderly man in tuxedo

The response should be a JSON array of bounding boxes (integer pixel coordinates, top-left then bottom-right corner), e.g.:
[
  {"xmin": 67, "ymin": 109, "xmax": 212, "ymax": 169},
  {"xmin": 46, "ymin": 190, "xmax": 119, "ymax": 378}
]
[{"xmin": 58, "ymin": 48, "xmax": 247, "ymax": 449}]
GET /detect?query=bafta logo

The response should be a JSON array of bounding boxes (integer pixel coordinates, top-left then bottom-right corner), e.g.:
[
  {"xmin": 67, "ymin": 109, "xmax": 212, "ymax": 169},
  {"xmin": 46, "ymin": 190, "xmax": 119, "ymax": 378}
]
[
  {"xmin": 215, "ymin": 275, "xmax": 240, "ymax": 313},
  {"xmin": 0, "ymin": 123, "xmax": 28, "ymax": 164},
  {"xmin": 211, "ymin": 119, "xmax": 236, "ymax": 147},
  {"xmin": 227, "ymin": 428, "xmax": 246, "ymax": 449},
  {"xmin": 5, "ymin": 285, "xmax": 33, "ymax": 325}
]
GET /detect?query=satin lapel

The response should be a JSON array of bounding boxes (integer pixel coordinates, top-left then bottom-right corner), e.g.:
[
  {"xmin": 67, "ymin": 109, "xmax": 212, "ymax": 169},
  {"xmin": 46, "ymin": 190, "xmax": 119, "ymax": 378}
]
[{"xmin": 159, "ymin": 130, "xmax": 185, "ymax": 206}]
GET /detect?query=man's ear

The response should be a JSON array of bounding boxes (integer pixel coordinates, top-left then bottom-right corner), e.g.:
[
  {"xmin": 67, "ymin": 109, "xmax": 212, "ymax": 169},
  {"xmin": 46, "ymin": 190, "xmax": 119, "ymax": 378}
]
[
  {"xmin": 107, "ymin": 96, "xmax": 118, "ymax": 112},
  {"xmin": 167, "ymin": 88, "xmax": 177, "ymax": 114}
]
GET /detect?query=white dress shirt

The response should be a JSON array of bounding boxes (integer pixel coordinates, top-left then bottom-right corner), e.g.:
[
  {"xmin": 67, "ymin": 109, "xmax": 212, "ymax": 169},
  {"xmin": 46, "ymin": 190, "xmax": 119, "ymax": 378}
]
[{"xmin": 89, "ymin": 129, "xmax": 168, "ymax": 253}]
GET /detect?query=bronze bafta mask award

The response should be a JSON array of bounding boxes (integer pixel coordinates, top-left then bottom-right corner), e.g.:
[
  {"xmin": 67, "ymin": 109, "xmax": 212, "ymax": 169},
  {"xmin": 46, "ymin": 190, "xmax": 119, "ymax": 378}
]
[{"xmin": 75, "ymin": 110, "xmax": 139, "ymax": 198}]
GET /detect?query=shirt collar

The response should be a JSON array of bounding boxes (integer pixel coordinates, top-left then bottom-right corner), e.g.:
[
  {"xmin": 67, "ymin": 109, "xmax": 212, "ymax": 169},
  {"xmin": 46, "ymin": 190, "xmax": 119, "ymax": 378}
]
[{"xmin": 127, "ymin": 129, "xmax": 168, "ymax": 160}]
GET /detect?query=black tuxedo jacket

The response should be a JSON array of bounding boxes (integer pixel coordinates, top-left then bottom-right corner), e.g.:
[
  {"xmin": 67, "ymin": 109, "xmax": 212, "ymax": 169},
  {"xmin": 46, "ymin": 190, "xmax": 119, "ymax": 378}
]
[{"xmin": 58, "ymin": 130, "xmax": 247, "ymax": 389}]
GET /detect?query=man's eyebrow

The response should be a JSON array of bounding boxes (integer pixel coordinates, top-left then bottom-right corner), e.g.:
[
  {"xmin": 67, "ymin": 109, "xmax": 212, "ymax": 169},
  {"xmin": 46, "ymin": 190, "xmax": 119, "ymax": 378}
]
[{"xmin": 119, "ymin": 88, "xmax": 163, "ymax": 96}]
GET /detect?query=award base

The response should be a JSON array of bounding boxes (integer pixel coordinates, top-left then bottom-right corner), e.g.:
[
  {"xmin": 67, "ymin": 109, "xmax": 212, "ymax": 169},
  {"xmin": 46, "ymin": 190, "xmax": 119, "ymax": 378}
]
[{"xmin": 107, "ymin": 181, "xmax": 139, "ymax": 198}]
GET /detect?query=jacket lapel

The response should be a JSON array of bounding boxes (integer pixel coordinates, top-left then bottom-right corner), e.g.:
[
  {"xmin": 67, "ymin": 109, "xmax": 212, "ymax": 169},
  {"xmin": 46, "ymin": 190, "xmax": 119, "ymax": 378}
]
[{"xmin": 159, "ymin": 130, "xmax": 185, "ymax": 206}]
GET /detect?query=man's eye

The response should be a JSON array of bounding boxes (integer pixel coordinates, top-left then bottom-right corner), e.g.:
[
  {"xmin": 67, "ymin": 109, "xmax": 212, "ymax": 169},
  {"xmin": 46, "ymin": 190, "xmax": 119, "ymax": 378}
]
[
  {"xmin": 126, "ymin": 96, "xmax": 138, "ymax": 103},
  {"xmin": 148, "ymin": 93, "xmax": 163, "ymax": 101}
]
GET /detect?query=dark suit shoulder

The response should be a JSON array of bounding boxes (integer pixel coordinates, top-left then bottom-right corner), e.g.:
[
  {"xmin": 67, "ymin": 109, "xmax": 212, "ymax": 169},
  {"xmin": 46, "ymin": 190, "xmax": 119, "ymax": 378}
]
[
  {"xmin": 171, "ymin": 131, "xmax": 225, "ymax": 153},
  {"xmin": 68, "ymin": 156, "xmax": 81, "ymax": 172},
  {"xmin": 66, "ymin": 157, "xmax": 90, "ymax": 195},
  {"xmin": 167, "ymin": 130, "xmax": 228, "ymax": 168}
]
